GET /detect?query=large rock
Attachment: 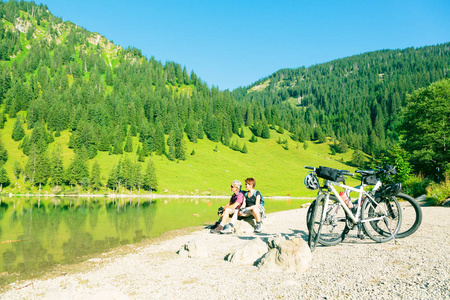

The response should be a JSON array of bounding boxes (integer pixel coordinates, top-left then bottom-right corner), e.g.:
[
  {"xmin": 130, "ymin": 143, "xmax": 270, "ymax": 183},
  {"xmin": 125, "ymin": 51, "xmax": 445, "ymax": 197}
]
[
  {"xmin": 233, "ymin": 218, "xmax": 256, "ymax": 234},
  {"xmin": 177, "ymin": 239, "xmax": 208, "ymax": 258},
  {"xmin": 257, "ymin": 237, "xmax": 312, "ymax": 273},
  {"xmin": 225, "ymin": 238, "xmax": 268, "ymax": 265}
]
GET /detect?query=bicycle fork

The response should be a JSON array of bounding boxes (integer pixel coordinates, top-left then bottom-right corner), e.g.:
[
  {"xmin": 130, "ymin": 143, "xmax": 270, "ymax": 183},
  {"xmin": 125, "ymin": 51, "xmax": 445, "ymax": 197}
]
[{"xmin": 383, "ymin": 198, "xmax": 398, "ymax": 243}]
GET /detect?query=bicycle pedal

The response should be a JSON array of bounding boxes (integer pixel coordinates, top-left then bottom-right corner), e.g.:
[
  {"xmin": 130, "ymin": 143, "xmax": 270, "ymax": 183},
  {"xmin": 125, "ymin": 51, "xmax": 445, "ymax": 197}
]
[{"xmin": 357, "ymin": 233, "xmax": 366, "ymax": 240}]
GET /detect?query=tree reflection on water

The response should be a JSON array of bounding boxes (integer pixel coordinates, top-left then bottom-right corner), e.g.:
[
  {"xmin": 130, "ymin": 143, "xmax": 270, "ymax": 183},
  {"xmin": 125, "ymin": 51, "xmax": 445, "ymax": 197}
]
[{"xmin": 0, "ymin": 196, "xmax": 307, "ymax": 286}]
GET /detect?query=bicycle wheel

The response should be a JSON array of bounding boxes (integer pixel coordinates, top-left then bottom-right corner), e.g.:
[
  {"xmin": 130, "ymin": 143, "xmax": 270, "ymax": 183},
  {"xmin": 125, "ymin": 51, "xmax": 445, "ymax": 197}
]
[
  {"xmin": 390, "ymin": 193, "xmax": 422, "ymax": 238},
  {"xmin": 361, "ymin": 195, "xmax": 402, "ymax": 243},
  {"xmin": 307, "ymin": 195, "xmax": 348, "ymax": 246},
  {"xmin": 307, "ymin": 194, "xmax": 324, "ymax": 251}
]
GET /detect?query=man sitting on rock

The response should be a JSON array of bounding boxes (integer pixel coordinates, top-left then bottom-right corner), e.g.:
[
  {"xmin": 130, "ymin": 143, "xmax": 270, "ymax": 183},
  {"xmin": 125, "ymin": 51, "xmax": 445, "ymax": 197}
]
[{"xmin": 210, "ymin": 180, "xmax": 244, "ymax": 234}]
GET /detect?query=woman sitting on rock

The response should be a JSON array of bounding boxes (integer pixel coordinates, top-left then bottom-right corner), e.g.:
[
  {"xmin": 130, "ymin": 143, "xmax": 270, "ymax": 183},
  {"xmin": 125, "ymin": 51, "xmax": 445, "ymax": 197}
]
[{"xmin": 239, "ymin": 177, "xmax": 263, "ymax": 233}]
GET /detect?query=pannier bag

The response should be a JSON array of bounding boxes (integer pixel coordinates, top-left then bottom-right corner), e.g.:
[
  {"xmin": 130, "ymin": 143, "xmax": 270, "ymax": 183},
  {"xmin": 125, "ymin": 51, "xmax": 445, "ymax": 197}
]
[{"xmin": 316, "ymin": 166, "xmax": 341, "ymax": 181}]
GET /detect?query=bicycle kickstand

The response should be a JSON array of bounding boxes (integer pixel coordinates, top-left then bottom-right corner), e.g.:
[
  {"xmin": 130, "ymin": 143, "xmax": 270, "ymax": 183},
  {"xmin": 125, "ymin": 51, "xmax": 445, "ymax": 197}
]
[
  {"xmin": 383, "ymin": 218, "xmax": 398, "ymax": 244},
  {"xmin": 357, "ymin": 223, "xmax": 365, "ymax": 240}
]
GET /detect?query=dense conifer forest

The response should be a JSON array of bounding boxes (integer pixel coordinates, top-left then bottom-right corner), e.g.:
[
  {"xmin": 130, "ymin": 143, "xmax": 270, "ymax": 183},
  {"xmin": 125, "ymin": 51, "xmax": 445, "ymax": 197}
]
[
  {"xmin": 232, "ymin": 45, "xmax": 450, "ymax": 157},
  {"xmin": 0, "ymin": 0, "xmax": 449, "ymax": 193}
]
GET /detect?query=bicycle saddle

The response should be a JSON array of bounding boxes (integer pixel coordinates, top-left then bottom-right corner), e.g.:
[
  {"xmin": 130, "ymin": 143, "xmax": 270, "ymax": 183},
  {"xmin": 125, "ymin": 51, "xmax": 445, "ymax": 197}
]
[{"xmin": 355, "ymin": 170, "xmax": 376, "ymax": 176}]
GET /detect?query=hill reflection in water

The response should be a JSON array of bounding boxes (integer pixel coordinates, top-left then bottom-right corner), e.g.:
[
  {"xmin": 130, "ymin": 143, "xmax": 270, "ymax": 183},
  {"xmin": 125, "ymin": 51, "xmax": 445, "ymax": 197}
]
[{"xmin": 0, "ymin": 196, "xmax": 308, "ymax": 285}]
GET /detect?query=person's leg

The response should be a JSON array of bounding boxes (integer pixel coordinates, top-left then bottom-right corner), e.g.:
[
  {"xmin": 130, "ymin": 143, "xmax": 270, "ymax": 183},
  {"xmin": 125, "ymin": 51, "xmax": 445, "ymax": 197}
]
[
  {"xmin": 220, "ymin": 208, "xmax": 233, "ymax": 225},
  {"xmin": 220, "ymin": 209, "xmax": 238, "ymax": 234},
  {"xmin": 229, "ymin": 209, "xmax": 239, "ymax": 224},
  {"xmin": 251, "ymin": 206, "xmax": 261, "ymax": 223},
  {"xmin": 251, "ymin": 207, "xmax": 262, "ymax": 233}
]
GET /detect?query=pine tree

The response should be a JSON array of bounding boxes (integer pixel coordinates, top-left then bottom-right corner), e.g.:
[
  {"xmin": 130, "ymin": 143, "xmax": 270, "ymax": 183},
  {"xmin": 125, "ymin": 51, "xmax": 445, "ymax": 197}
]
[
  {"xmin": 262, "ymin": 122, "xmax": 270, "ymax": 139},
  {"xmin": 113, "ymin": 140, "xmax": 124, "ymax": 155},
  {"xmin": 239, "ymin": 126, "xmax": 245, "ymax": 138},
  {"xmin": 25, "ymin": 146, "xmax": 37, "ymax": 185},
  {"xmin": 241, "ymin": 143, "xmax": 248, "ymax": 154},
  {"xmin": 124, "ymin": 135, "xmax": 133, "ymax": 153},
  {"xmin": 65, "ymin": 148, "xmax": 89, "ymax": 187},
  {"xmin": 98, "ymin": 127, "xmax": 111, "ymax": 152},
  {"xmin": 34, "ymin": 150, "xmax": 50, "ymax": 186},
  {"xmin": 0, "ymin": 112, "xmax": 6, "ymax": 129},
  {"xmin": 154, "ymin": 122, "xmax": 166, "ymax": 155},
  {"xmin": 249, "ymin": 134, "xmax": 258, "ymax": 143},
  {"xmin": 13, "ymin": 161, "xmax": 23, "ymax": 179},
  {"xmin": 197, "ymin": 121, "xmax": 205, "ymax": 139},
  {"xmin": 351, "ymin": 150, "xmax": 366, "ymax": 168},
  {"xmin": 12, "ymin": 116, "xmax": 25, "ymax": 141},
  {"xmin": 174, "ymin": 128, "xmax": 186, "ymax": 161},
  {"xmin": 0, "ymin": 167, "xmax": 10, "ymax": 189},
  {"xmin": 90, "ymin": 160, "xmax": 102, "ymax": 190},
  {"xmin": 167, "ymin": 134, "xmax": 175, "ymax": 161},
  {"xmin": 134, "ymin": 162, "xmax": 142, "ymax": 191},
  {"xmin": 0, "ymin": 134, "xmax": 8, "ymax": 165},
  {"xmin": 303, "ymin": 141, "xmax": 309, "ymax": 150},
  {"xmin": 143, "ymin": 158, "xmax": 158, "ymax": 192},
  {"xmin": 107, "ymin": 164, "xmax": 119, "ymax": 190},
  {"xmin": 50, "ymin": 146, "xmax": 64, "ymax": 187}
]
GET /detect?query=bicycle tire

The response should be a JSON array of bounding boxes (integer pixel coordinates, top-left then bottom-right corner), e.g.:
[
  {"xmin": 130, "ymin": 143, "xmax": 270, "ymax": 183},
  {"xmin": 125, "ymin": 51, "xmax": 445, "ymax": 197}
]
[
  {"xmin": 361, "ymin": 195, "xmax": 402, "ymax": 243},
  {"xmin": 306, "ymin": 195, "xmax": 348, "ymax": 246},
  {"xmin": 307, "ymin": 194, "xmax": 324, "ymax": 251},
  {"xmin": 385, "ymin": 193, "xmax": 422, "ymax": 238}
]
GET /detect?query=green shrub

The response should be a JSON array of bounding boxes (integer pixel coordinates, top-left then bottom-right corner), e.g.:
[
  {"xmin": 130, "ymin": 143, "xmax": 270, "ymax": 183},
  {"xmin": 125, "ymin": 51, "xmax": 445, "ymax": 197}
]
[
  {"xmin": 426, "ymin": 177, "xmax": 450, "ymax": 206},
  {"xmin": 402, "ymin": 174, "xmax": 432, "ymax": 198}
]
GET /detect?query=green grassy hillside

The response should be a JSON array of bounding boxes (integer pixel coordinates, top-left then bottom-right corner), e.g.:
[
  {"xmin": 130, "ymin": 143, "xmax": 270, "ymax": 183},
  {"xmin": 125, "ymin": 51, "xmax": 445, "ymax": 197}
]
[{"xmin": 1, "ymin": 112, "xmax": 359, "ymax": 196}]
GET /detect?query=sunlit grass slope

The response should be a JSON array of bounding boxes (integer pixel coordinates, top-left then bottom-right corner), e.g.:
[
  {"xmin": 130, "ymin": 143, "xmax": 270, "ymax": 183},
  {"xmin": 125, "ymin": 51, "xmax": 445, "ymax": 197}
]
[{"xmin": 1, "ymin": 114, "xmax": 359, "ymax": 197}]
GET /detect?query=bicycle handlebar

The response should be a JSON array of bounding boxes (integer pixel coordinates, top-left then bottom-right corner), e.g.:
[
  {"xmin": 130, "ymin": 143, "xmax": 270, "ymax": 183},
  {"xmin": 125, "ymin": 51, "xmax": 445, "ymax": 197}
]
[{"xmin": 304, "ymin": 166, "xmax": 315, "ymax": 170}]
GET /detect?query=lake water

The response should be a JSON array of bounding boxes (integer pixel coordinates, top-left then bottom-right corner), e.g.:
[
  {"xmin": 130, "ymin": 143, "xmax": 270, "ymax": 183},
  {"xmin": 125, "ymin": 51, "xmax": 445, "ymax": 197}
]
[{"xmin": 0, "ymin": 196, "xmax": 309, "ymax": 286}]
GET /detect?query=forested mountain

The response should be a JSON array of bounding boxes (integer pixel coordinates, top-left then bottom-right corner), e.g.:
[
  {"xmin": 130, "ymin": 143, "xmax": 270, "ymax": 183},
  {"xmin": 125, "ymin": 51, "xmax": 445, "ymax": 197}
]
[
  {"xmin": 0, "ymin": 0, "xmax": 449, "ymax": 193},
  {"xmin": 232, "ymin": 44, "xmax": 450, "ymax": 157},
  {"xmin": 0, "ymin": 0, "xmax": 255, "ymax": 191}
]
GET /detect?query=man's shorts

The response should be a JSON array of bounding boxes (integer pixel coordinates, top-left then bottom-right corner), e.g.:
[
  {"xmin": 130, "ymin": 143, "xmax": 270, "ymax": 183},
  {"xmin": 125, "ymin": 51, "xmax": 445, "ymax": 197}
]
[{"xmin": 224, "ymin": 208, "xmax": 238, "ymax": 214}]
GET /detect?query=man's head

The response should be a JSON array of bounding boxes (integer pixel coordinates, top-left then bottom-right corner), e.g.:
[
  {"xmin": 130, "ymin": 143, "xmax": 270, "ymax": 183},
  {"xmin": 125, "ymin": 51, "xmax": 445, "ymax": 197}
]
[{"xmin": 231, "ymin": 180, "xmax": 242, "ymax": 192}]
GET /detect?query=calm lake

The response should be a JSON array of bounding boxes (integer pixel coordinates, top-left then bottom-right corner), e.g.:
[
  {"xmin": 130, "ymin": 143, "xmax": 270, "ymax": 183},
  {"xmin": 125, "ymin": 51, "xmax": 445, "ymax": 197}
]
[{"xmin": 0, "ymin": 196, "xmax": 309, "ymax": 286}]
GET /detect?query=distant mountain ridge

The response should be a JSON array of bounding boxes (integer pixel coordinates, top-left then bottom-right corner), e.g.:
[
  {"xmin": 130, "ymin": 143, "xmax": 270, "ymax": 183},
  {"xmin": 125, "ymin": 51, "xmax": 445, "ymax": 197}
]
[{"xmin": 232, "ymin": 43, "xmax": 450, "ymax": 156}]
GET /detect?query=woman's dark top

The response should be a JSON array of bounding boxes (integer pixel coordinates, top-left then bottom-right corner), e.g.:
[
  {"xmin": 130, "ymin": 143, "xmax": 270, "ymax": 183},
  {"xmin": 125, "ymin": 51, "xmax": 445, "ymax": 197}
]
[{"xmin": 244, "ymin": 190, "xmax": 262, "ymax": 207}]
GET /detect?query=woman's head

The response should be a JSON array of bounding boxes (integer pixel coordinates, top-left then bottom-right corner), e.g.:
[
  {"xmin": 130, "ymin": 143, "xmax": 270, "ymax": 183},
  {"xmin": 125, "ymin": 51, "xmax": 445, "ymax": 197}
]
[{"xmin": 245, "ymin": 178, "xmax": 256, "ymax": 189}]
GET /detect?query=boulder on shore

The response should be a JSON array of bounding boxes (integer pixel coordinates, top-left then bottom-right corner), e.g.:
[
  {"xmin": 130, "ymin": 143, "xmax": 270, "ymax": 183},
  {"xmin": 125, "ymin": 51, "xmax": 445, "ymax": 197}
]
[
  {"xmin": 257, "ymin": 237, "xmax": 312, "ymax": 273},
  {"xmin": 225, "ymin": 238, "xmax": 268, "ymax": 265},
  {"xmin": 177, "ymin": 239, "xmax": 208, "ymax": 258}
]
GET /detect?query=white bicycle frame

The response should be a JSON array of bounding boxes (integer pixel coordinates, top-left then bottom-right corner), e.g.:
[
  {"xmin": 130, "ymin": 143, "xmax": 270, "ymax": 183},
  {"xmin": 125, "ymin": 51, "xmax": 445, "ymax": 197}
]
[{"xmin": 320, "ymin": 180, "xmax": 383, "ymax": 224}]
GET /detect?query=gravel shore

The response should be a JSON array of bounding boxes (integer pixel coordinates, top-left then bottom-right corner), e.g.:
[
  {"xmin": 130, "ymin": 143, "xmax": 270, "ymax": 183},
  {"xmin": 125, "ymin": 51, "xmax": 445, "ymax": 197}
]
[{"xmin": 1, "ymin": 206, "xmax": 449, "ymax": 299}]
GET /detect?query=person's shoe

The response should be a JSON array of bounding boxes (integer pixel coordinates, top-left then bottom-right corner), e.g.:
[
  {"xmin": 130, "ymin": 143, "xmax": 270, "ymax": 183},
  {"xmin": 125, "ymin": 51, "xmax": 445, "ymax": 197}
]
[
  {"xmin": 254, "ymin": 222, "xmax": 262, "ymax": 233},
  {"xmin": 210, "ymin": 221, "xmax": 220, "ymax": 229},
  {"xmin": 210, "ymin": 224, "xmax": 223, "ymax": 234},
  {"xmin": 220, "ymin": 224, "xmax": 233, "ymax": 234}
]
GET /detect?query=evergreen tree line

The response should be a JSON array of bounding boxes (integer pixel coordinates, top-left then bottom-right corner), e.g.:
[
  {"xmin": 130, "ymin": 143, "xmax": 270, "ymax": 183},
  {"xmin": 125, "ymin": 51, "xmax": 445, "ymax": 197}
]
[
  {"xmin": 7, "ymin": 138, "xmax": 158, "ymax": 192},
  {"xmin": 232, "ymin": 44, "xmax": 450, "ymax": 157}
]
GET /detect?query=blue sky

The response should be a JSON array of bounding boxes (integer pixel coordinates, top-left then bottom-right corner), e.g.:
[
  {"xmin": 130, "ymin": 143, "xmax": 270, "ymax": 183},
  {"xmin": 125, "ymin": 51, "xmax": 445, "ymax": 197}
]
[{"xmin": 39, "ymin": 0, "xmax": 450, "ymax": 90}]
